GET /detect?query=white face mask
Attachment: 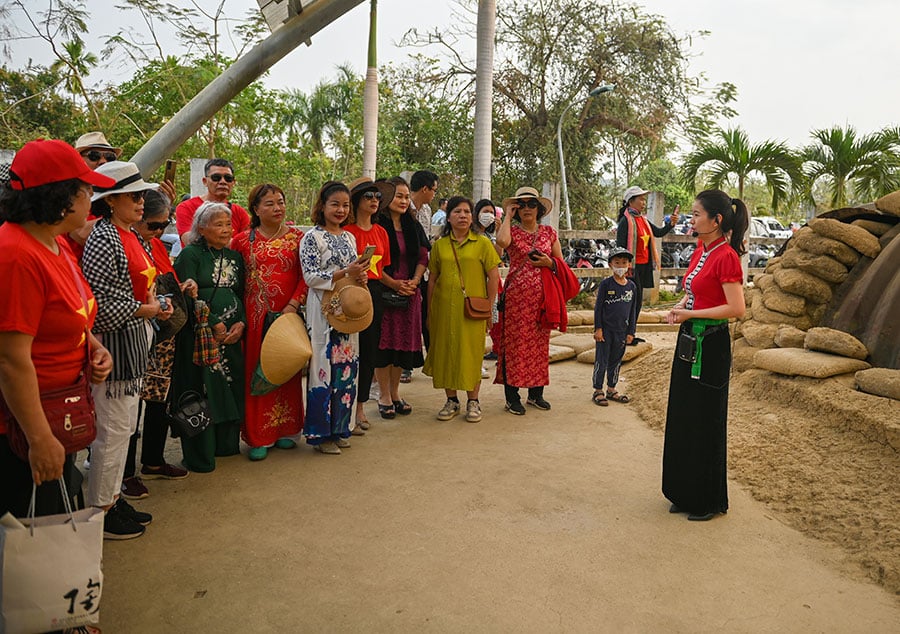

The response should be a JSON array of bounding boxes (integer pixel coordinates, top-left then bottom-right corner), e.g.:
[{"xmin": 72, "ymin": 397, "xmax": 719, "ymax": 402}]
[
  {"xmin": 612, "ymin": 267, "xmax": 628, "ymax": 277},
  {"xmin": 479, "ymin": 212, "xmax": 495, "ymax": 228}
]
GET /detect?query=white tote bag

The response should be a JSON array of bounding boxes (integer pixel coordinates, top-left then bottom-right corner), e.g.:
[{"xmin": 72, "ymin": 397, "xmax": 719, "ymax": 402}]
[{"xmin": 0, "ymin": 481, "xmax": 104, "ymax": 634}]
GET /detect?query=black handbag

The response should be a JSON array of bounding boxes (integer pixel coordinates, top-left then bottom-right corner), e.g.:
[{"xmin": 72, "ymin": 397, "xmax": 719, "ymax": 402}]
[
  {"xmin": 167, "ymin": 390, "xmax": 212, "ymax": 438},
  {"xmin": 382, "ymin": 289, "xmax": 410, "ymax": 309},
  {"xmin": 154, "ymin": 272, "xmax": 188, "ymax": 341}
]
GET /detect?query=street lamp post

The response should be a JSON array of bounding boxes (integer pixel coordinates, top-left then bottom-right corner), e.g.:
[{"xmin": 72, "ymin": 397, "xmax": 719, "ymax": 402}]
[{"xmin": 557, "ymin": 84, "xmax": 615, "ymax": 230}]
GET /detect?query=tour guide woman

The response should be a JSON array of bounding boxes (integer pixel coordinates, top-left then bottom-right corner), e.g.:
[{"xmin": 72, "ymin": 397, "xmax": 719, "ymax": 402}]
[
  {"xmin": 663, "ymin": 189, "xmax": 747, "ymax": 522},
  {"xmin": 0, "ymin": 139, "xmax": 113, "ymax": 519}
]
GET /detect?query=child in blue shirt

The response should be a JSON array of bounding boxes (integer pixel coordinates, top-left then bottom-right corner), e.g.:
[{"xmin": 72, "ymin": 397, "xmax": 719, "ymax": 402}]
[{"xmin": 592, "ymin": 247, "xmax": 639, "ymax": 405}]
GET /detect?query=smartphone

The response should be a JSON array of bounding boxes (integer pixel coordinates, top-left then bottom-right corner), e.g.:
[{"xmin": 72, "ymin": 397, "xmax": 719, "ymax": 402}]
[
  {"xmin": 360, "ymin": 245, "xmax": 376, "ymax": 260},
  {"xmin": 528, "ymin": 249, "xmax": 541, "ymax": 260},
  {"xmin": 164, "ymin": 159, "xmax": 177, "ymax": 184}
]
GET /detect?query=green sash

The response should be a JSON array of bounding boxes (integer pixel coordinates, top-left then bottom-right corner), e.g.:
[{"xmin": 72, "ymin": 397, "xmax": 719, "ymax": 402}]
[{"xmin": 689, "ymin": 318, "xmax": 729, "ymax": 379}]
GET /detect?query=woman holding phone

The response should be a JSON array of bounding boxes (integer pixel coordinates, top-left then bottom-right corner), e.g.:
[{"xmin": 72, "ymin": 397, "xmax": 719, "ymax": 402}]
[{"xmin": 494, "ymin": 187, "xmax": 564, "ymax": 416}]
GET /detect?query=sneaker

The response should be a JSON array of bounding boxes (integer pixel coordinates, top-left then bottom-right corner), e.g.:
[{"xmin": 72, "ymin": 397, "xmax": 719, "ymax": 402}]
[
  {"xmin": 335, "ymin": 437, "xmax": 351, "ymax": 449},
  {"xmin": 116, "ymin": 497, "xmax": 152, "ymax": 526},
  {"xmin": 247, "ymin": 446, "xmax": 268, "ymax": 461},
  {"xmin": 121, "ymin": 476, "xmax": 149, "ymax": 500},
  {"xmin": 481, "ymin": 366, "xmax": 490, "ymax": 379},
  {"xmin": 274, "ymin": 438, "xmax": 298, "ymax": 449},
  {"xmin": 526, "ymin": 397, "xmax": 552, "ymax": 411},
  {"xmin": 465, "ymin": 400, "xmax": 483, "ymax": 423},
  {"xmin": 437, "ymin": 399, "xmax": 461, "ymax": 421},
  {"xmin": 315, "ymin": 442, "xmax": 341, "ymax": 455},
  {"xmin": 505, "ymin": 401, "xmax": 526, "ymax": 416},
  {"xmin": 103, "ymin": 506, "xmax": 145, "ymax": 541},
  {"xmin": 483, "ymin": 351, "xmax": 498, "ymax": 360},
  {"xmin": 140, "ymin": 463, "xmax": 189, "ymax": 480}
]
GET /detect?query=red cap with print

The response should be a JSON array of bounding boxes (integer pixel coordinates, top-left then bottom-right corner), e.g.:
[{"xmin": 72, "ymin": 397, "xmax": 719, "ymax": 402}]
[{"xmin": 8, "ymin": 139, "xmax": 117, "ymax": 190}]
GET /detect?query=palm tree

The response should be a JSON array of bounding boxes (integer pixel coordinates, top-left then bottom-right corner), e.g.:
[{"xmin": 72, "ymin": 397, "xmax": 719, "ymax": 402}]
[
  {"xmin": 49, "ymin": 38, "xmax": 101, "ymax": 128},
  {"xmin": 801, "ymin": 125, "xmax": 900, "ymax": 208},
  {"xmin": 681, "ymin": 127, "xmax": 801, "ymax": 209},
  {"xmin": 472, "ymin": 0, "xmax": 496, "ymax": 201},
  {"xmin": 362, "ymin": 0, "xmax": 379, "ymax": 178}
]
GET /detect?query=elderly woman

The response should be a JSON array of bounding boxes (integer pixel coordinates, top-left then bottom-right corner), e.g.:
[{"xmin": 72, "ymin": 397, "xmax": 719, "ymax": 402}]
[
  {"xmin": 663, "ymin": 190, "xmax": 747, "ymax": 521},
  {"xmin": 424, "ymin": 196, "xmax": 500, "ymax": 422},
  {"xmin": 83, "ymin": 161, "xmax": 172, "ymax": 539},
  {"xmin": 374, "ymin": 176, "xmax": 429, "ymax": 418},
  {"xmin": 0, "ymin": 139, "xmax": 113, "ymax": 522},
  {"xmin": 119, "ymin": 189, "xmax": 197, "ymax": 500},
  {"xmin": 231, "ymin": 184, "xmax": 307, "ymax": 461},
  {"xmin": 173, "ymin": 202, "xmax": 246, "ymax": 472},
  {"xmin": 494, "ymin": 187, "xmax": 565, "ymax": 415},
  {"xmin": 616, "ymin": 185, "xmax": 678, "ymax": 308},
  {"xmin": 346, "ymin": 177, "xmax": 394, "ymax": 430},
  {"xmin": 300, "ymin": 181, "xmax": 370, "ymax": 455}
]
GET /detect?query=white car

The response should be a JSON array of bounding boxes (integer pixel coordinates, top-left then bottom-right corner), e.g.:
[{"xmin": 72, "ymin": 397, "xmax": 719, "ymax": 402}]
[{"xmin": 754, "ymin": 216, "xmax": 792, "ymax": 239}]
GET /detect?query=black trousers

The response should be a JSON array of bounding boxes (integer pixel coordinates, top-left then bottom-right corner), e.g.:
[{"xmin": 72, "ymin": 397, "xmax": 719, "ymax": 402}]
[
  {"xmin": 357, "ymin": 280, "xmax": 386, "ymax": 403},
  {"xmin": 0, "ymin": 435, "xmax": 76, "ymax": 518},
  {"xmin": 124, "ymin": 400, "xmax": 171, "ymax": 478}
]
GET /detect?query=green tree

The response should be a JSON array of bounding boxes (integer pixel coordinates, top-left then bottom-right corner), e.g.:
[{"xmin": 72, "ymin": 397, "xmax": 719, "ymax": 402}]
[
  {"xmin": 681, "ymin": 127, "xmax": 801, "ymax": 209},
  {"xmin": 801, "ymin": 125, "xmax": 900, "ymax": 208},
  {"xmin": 634, "ymin": 159, "xmax": 691, "ymax": 214},
  {"xmin": 0, "ymin": 64, "xmax": 86, "ymax": 146}
]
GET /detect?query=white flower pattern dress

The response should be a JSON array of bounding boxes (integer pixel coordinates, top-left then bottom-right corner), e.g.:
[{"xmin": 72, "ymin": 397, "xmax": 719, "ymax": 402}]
[{"xmin": 299, "ymin": 226, "xmax": 360, "ymax": 444}]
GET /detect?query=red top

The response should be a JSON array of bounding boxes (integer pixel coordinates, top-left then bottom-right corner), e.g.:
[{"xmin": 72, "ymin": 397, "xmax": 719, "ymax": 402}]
[
  {"xmin": 148, "ymin": 237, "xmax": 177, "ymax": 278},
  {"xmin": 633, "ymin": 215, "xmax": 651, "ymax": 264},
  {"xmin": 0, "ymin": 226, "xmax": 97, "ymax": 434},
  {"xmin": 345, "ymin": 223, "xmax": 392, "ymax": 279},
  {"xmin": 175, "ymin": 196, "xmax": 251, "ymax": 244},
  {"xmin": 61, "ymin": 213, "xmax": 98, "ymax": 263},
  {"xmin": 117, "ymin": 226, "xmax": 156, "ymax": 302},
  {"xmin": 684, "ymin": 236, "xmax": 743, "ymax": 311}
]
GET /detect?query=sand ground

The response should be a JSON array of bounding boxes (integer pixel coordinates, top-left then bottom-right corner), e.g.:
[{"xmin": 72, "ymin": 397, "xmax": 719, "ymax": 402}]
[{"xmin": 97, "ymin": 331, "xmax": 899, "ymax": 633}]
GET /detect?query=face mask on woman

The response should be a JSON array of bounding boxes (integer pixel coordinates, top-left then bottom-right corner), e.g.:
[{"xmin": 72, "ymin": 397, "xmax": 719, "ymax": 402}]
[{"xmin": 479, "ymin": 212, "xmax": 495, "ymax": 229}]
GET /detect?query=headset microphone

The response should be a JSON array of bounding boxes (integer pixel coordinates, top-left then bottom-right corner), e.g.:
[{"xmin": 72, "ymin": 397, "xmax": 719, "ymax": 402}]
[{"xmin": 691, "ymin": 229, "xmax": 717, "ymax": 238}]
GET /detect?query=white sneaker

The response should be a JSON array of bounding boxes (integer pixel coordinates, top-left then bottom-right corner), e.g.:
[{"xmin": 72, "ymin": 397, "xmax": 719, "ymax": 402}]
[
  {"xmin": 481, "ymin": 366, "xmax": 489, "ymax": 379},
  {"xmin": 437, "ymin": 399, "xmax": 461, "ymax": 421},
  {"xmin": 465, "ymin": 400, "xmax": 483, "ymax": 423}
]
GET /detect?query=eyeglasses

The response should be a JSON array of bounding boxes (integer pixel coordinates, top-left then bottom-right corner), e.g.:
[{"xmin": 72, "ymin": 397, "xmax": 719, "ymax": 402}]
[
  {"xmin": 127, "ymin": 190, "xmax": 146, "ymax": 202},
  {"xmin": 208, "ymin": 173, "xmax": 235, "ymax": 183},
  {"xmin": 82, "ymin": 150, "xmax": 117, "ymax": 163},
  {"xmin": 516, "ymin": 199, "xmax": 540, "ymax": 209},
  {"xmin": 145, "ymin": 220, "xmax": 170, "ymax": 231},
  {"xmin": 362, "ymin": 191, "xmax": 382, "ymax": 200}
]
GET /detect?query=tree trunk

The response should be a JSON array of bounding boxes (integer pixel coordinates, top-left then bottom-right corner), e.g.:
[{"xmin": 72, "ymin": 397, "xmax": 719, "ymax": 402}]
[
  {"xmin": 362, "ymin": 0, "xmax": 379, "ymax": 178},
  {"xmin": 472, "ymin": 0, "xmax": 495, "ymax": 202}
]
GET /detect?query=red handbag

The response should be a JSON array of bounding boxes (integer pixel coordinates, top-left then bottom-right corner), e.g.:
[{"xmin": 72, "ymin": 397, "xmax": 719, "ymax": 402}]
[{"xmin": 2, "ymin": 365, "xmax": 95, "ymax": 461}]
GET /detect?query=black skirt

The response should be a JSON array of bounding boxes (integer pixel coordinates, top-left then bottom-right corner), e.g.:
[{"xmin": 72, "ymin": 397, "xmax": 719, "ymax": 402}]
[{"xmin": 662, "ymin": 322, "xmax": 731, "ymax": 515}]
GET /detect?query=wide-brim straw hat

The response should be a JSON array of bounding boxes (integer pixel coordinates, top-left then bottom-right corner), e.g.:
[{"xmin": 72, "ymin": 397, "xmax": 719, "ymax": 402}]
[
  {"xmin": 74, "ymin": 131, "xmax": 123, "ymax": 158},
  {"xmin": 321, "ymin": 277, "xmax": 373, "ymax": 334},
  {"xmin": 259, "ymin": 313, "xmax": 313, "ymax": 385},
  {"xmin": 501, "ymin": 186, "xmax": 553, "ymax": 215},
  {"xmin": 90, "ymin": 161, "xmax": 158, "ymax": 201}
]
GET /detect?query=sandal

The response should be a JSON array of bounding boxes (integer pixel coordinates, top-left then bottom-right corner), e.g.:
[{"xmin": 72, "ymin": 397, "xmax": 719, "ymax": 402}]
[
  {"xmin": 357, "ymin": 417, "xmax": 371, "ymax": 430},
  {"xmin": 592, "ymin": 390, "xmax": 608, "ymax": 406},
  {"xmin": 393, "ymin": 399, "xmax": 413, "ymax": 415},
  {"xmin": 606, "ymin": 390, "xmax": 630, "ymax": 403},
  {"xmin": 377, "ymin": 403, "xmax": 396, "ymax": 419}
]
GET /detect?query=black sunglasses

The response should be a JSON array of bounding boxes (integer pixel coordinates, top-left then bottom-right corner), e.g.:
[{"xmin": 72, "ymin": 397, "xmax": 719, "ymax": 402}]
[
  {"xmin": 516, "ymin": 199, "xmax": 540, "ymax": 209},
  {"xmin": 209, "ymin": 173, "xmax": 235, "ymax": 183},
  {"xmin": 82, "ymin": 150, "xmax": 117, "ymax": 163},
  {"xmin": 145, "ymin": 220, "xmax": 170, "ymax": 231},
  {"xmin": 362, "ymin": 191, "xmax": 382, "ymax": 200}
]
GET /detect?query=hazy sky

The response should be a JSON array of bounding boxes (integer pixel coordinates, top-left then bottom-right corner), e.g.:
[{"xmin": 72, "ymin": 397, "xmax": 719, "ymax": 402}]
[{"xmin": 8, "ymin": 0, "xmax": 898, "ymax": 148}]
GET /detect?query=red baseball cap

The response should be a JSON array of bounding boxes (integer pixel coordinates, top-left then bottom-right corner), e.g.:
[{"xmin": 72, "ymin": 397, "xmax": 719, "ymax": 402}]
[{"xmin": 8, "ymin": 139, "xmax": 117, "ymax": 190}]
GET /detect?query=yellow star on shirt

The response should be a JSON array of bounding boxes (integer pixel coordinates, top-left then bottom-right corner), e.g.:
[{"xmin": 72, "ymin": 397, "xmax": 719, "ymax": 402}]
[
  {"xmin": 368, "ymin": 254, "xmax": 383, "ymax": 275},
  {"xmin": 640, "ymin": 234, "xmax": 651, "ymax": 249},
  {"xmin": 140, "ymin": 264, "xmax": 157, "ymax": 292},
  {"xmin": 74, "ymin": 298, "xmax": 96, "ymax": 346}
]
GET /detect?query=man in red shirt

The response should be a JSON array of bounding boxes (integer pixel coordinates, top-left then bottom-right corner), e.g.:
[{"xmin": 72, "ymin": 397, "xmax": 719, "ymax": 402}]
[{"xmin": 175, "ymin": 158, "xmax": 250, "ymax": 244}]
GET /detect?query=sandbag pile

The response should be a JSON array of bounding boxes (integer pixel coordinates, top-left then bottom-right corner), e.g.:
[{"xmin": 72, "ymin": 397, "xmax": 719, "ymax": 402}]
[{"xmin": 738, "ymin": 215, "xmax": 888, "ymax": 349}]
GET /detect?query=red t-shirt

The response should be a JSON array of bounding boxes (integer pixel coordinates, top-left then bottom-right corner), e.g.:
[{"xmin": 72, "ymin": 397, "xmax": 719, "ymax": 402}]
[
  {"xmin": 345, "ymin": 223, "xmax": 392, "ymax": 280},
  {"xmin": 684, "ymin": 237, "xmax": 743, "ymax": 310},
  {"xmin": 61, "ymin": 213, "xmax": 98, "ymax": 263},
  {"xmin": 149, "ymin": 237, "xmax": 176, "ymax": 277},
  {"xmin": 0, "ymin": 226, "xmax": 98, "ymax": 434},
  {"xmin": 117, "ymin": 226, "xmax": 156, "ymax": 302},
  {"xmin": 634, "ymin": 215, "xmax": 652, "ymax": 264},
  {"xmin": 175, "ymin": 196, "xmax": 251, "ymax": 244}
]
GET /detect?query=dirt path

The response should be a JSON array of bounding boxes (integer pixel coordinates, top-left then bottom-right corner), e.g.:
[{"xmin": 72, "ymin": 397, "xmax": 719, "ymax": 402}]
[{"xmin": 98, "ymin": 348, "xmax": 899, "ymax": 632}]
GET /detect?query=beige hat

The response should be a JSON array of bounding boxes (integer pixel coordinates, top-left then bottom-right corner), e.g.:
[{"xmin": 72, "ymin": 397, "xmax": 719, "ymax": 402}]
[
  {"xmin": 501, "ymin": 186, "xmax": 553, "ymax": 217},
  {"xmin": 321, "ymin": 277, "xmax": 373, "ymax": 334},
  {"xmin": 74, "ymin": 131, "xmax": 123, "ymax": 158},
  {"xmin": 259, "ymin": 313, "xmax": 313, "ymax": 385}
]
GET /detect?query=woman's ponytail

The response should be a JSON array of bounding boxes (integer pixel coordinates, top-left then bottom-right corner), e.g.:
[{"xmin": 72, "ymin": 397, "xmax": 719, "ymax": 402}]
[
  {"xmin": 695, "ymin": 189, "xmax": 749, "ymax": 256},
  {"xmin": 728, "ymin": 198, "xmax": 749, "ymax": 255}
]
